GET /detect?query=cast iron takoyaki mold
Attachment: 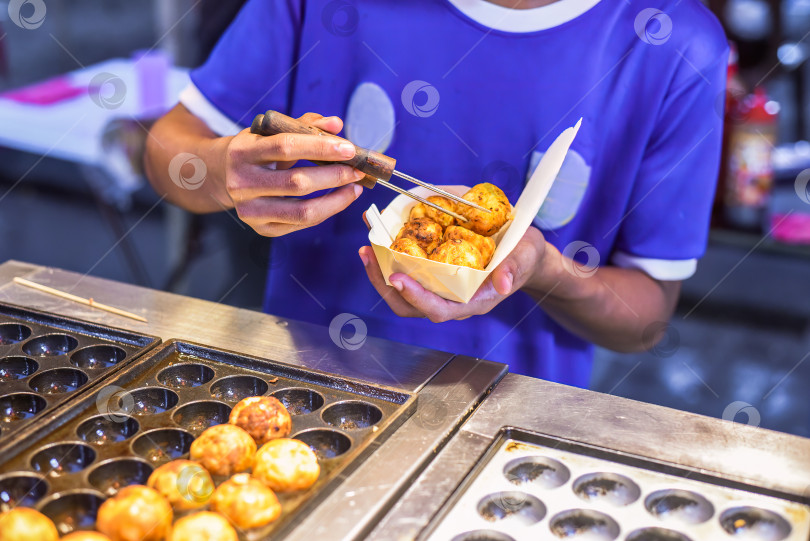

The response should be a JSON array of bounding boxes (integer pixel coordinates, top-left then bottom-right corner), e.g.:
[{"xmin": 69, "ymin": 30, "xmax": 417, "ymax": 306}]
[
  {"xmin": 0, "ymin": 339, "xmax": 416, "ymax": 538},
  {"xmin": 422, "ymin": 429, "xmax": 810, "ymax": 541},
  {"xmin": 0, "ymin": 302, "xmax": 159, "ymax": 451}
]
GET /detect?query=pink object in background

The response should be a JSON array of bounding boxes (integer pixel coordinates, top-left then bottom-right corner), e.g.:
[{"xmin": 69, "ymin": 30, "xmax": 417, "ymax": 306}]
[
  {"xmin": 133, "ymin": 49, "xmax": 170, "ymax": 117},
  {"xmin": 1, "ymin": 76, "xmax": 85, "ymax": 105},
  {"xmin": 771, "ymin": 212, "xmax": 810, "ymax": 244}
]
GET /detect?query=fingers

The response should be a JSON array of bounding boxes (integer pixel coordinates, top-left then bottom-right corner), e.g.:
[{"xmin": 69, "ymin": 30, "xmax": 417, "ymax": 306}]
[
  {"xmin": 275, "ymin": 113, "xmax": 344, "ymax": 169},
  {"xmin": 491, "ymin": 227, "xmax": 545, "ymax": 295},
  {"xmin": 231, "ymin": 164, "xmax": 364, "ymax": 199},
  {"xmin": 388, "ymin": 272, "xmax": 469, "ymax": 323},
  {"xmin": 240, "ymin": 184, "xmax": 362, "ymax": 235},
  {"xmin": 359, "ymin": 247, "xmax": 425, "ymax": 318}
]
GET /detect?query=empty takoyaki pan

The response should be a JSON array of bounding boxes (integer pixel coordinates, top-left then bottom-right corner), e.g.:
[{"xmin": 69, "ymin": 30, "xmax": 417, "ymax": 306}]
[
  {"xmin": 0, "ymin": 302, "xmax": 159, "ymax": 450},
  {"xmin": 423, "ymin": 431, "xmax": 810, "ymax": 541},
  {"xmin": 0, "ymin": 340, "xmax": 416, "ymax": 539}
]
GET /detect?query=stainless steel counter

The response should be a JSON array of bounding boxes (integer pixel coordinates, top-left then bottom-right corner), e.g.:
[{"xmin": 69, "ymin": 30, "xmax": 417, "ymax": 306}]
[
  {"xmin": 372, "ymin": 373, "xmax": 810, "ymax": 539},
  {"xmin": 0, "ymin": 260, "xmax": 507, "ymax": 540}
]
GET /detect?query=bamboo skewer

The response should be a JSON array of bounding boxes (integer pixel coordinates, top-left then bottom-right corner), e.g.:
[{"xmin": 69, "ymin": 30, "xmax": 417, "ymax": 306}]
[{"xmin": 13, "ymin": 277, "xmax": 148, "ymax": 323}]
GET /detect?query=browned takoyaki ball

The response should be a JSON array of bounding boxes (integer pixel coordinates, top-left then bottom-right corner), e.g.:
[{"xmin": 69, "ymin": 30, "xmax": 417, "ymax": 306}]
[
  {"xmin": 409, "ymin": 196, "xmax": 457, "ymax": 228},
  {"xmin": 190, "ymin": 424, "xmax": 256, "ymax": 476},
  {"xmin": 429, "ymin": 239, "xmax": 486, "ymax": 270},
  {"xmin": 444, "ymin": 225, "xmax": 496, "ymax": 267},
  {"xmin": 96, "ymin": 485, "xmax": 172, "ymax": 541},
  {"xmin": 253, "ymin": 438, "xmax": 320, "ymax": 493},
  {"xmin": 211, "ymin": 473, "xmax": 282, "ymax": 529},
  {"xmin": 0, "ymin": 508, "xmax": 58, "ymax": 541},
  {"xmin": 457, "ymin": 182, "xmax": 511, "ymax": 236},
  {"xmin": 228, "ymin": 396, "xmax": 292, "ymax": 445},
  {"xmin": 147, "ymin": 459, "xmax": 214, "ymax": 510},
  {"xmin": 61, "ymin": 533, "xmax": 113, "ymax": 541},
  {"xmin": 167, "ymin": 512, "xmax": 237, "ymax": 541},
  {"xmin": 390, "ymin": 237, "xmax": 428, "ymax": 259},
  {"xmin": 395, "ymin": 217, "xmax": 444, "ymax": 254}
]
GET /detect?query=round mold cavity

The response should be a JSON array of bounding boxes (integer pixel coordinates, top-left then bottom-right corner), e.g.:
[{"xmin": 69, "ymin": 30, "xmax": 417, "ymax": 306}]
[
  {"xmin": 210, "ymin": 375, "xmax": 269, "ymax": 402},
  {"xmin": 503, "ymin": 455, "xmax": 570, "ymax": 489},
  {"xmin": 39, "ymin": 489, "xmax": 105, "ymax": 535},
  {"xmin": 131, "ymin": 428, "xmax": 194, "ymax": 463},
  {"xmin": 76, "ymin": 414, "xmax": 139, "ymax": 445},
  {"xmin": 572, "ymin": 472, "xmax": 641, "ymax": 507},
  {"xmin": 157, "ymin": 363, "xmax": 215, "ymax": 388},
  {"xmin": 321, "ymin": 400, "xmax": 383, "ymax": 430},
  {"xmin": 0, "ymin": 392, "xmax": 47, "ymax": 422},
  {"xmin": 88, "ymin": 457, "xmax": 154, "ymax": 497},
  {"xmin": 719, "ymin": 506, "xmax": 792, "ymax": 541},
  {"xmin": 29, "ymin": 368, "xmax": 88, "ymax": 394},
  {"xmin": 477, "ymin": 491, "xmax": 546, "ymax": 526},
  {"xmin": 0, "ymin": 472, "xmax": 48, "ymax": 511},
  {"xmin": 271, "ymin": 387, "xmax": 325, "ymax": 415},
  {"xmin": 645, "ymin": 489, "xmax": 714, "ymax": 525},
  {"xmin": 549, "ymin": 509, "xmax": 621, "ymax": 540},
  {"xmin": 70, "ymin": 345, "xmax": 127, "ymax": 369},
  {"xmin": 120, "ymin": 387, "xmax": 179, "ymax": 416},
  {"xmin": 451, "ymin": 531, "xmax": 517, "ymax": 541},
  {"xmin": 626, "ymin": 528, "xmax": 693, "ymax": 541},
  {"xmin": 30, "ymin": 442, "xmax": 96, "ymax": 477},
  {"xmin": 0, "ymin": 356, "xmax": 38, "ymax": 381},
  {"xmin": 0, "ymin": 323, "xmax": 32, "ymax": 345},
  {"xmin": 22, "ymin": 333, "xmax": 78, "ymax": 356},
  {"xmin": 171, "ymin": 400, "xmax": 231, "ymax": 435},
  {"xmin": 292, "ymin": 428, "xmax": 352, "ymax": 459}
]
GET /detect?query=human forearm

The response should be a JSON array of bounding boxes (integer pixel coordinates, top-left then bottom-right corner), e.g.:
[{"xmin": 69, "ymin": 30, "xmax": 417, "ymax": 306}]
[{"xmin": 523, "ymin": 244, "xmax": 681, "ymax": 352}]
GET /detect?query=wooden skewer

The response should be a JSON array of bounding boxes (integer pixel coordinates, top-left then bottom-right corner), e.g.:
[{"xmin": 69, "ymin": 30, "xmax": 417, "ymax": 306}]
[{"xmin": 13, "ymin": 277, "xmax": 148, "ymax": 323}]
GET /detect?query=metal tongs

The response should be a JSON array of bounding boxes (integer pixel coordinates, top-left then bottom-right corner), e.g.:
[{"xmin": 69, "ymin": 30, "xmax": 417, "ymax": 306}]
[{"xmin": 250, "ymin": 110, "xmax": 491, "ymax": 222}]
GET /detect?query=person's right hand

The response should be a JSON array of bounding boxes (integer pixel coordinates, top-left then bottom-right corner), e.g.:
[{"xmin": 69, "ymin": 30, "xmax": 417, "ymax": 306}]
[{"xmin": 224, "ymin": 112, "xmax": 365, "ymax": 237}]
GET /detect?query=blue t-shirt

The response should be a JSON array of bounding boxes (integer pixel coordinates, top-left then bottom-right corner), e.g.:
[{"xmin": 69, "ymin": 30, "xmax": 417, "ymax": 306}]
[{"xmin": 183, "ymin": 0, "xmax": 728, "ymax": 387}]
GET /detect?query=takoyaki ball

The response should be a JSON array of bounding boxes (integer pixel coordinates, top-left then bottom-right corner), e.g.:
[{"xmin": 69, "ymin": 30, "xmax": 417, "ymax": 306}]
[
  {"xmin": 228, "ymin": 396, "xmax": 292, "ymax": 445},
  {"xmin": 253, "ymin": 438, "xmax": 320, "ymax": 493},
  {"xmin": 0, "ymin": 508, "xmax": 58, "ymax": 541},
  {"xmin": 96, "ymin": 485, "xmax": 172, "ymax": 541},
  {"xmin": 409, "ymin": 196, "xmax": 457, "ymax": 228},
  {"xmin": 62, "ymin": 533, "xmax": 113, "ymax": 541},
  {"xmin": 444, "ymin": 225, "xmax": 496, "ymax": 267},
  {"xmin": 429, "ymin": 239, "xmax": 485, "ymax": 270},
  {"xmin": 147, "ymin": 459, "xmax": 214, "ymax": 510},
  {"xmin": 395, "ymin": 217, "xmax": 444, "ymax": 254},
  {"xmin": 390, "ymin": 237, "xmax": 428, "ymax": 259},
  {"xmin": 457, "ymin": 182, "xmax": 511, "ymax": 236},
  {"xmin": 211, "ymin": 473, "xmax": 281, "ymax": 530},
  {"xmin": 167, "ymin": 512, "xmax": 237, "ymax": 541},
  {"xmin": 190, "ymin": 424, "xmax": 256, "ymax": 476}
]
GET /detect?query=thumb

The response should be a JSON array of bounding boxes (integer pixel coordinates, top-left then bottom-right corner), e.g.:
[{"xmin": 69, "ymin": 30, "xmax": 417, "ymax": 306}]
[{"xmin": 491, "ymin": 233, "xmax": 543, "ymax": 296}]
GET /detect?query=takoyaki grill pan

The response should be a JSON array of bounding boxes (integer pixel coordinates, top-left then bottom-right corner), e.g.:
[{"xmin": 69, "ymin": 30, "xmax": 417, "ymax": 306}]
[
  {"xmin": 0, "ymin": 339, "xmax": 417, "ymax": 538},
  {"xmin": 0, "ymin": 302, "xmax": 159, "ymax": 452}
]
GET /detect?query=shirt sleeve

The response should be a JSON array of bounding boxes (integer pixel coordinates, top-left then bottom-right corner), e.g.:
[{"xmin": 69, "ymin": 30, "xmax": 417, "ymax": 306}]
[
  {"xmin": 611, "ymin": 45, "xmax": 729, "ymax": 281},
  {"xmin": 180, "ymin": 0, "xmax": 302, "ymax": 135}
]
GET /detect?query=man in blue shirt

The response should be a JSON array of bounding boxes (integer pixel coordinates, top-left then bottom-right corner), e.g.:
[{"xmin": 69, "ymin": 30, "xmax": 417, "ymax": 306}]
[{"xmin": 145, "ymin": 0, "xmax": 728, "ymax": 388}]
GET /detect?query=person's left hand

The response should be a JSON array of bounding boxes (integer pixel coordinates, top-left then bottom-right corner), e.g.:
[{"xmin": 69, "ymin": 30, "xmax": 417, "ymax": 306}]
[{"xmin": 358, "ymin": 226, "xmax": 551, "ymax": 322}]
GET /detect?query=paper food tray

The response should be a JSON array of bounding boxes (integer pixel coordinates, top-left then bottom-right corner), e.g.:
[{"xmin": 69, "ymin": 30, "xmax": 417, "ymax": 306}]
[{"xmin": 367, "ymin": 119, "xmax": 581, "ymax": 303}]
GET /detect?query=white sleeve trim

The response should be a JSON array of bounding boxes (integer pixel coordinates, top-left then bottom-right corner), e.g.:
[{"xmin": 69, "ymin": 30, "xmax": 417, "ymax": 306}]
[
  {"xmin": 611, "ymin": 251, "xmax": 697, "ymax": 281},
  {"xmin": 179, "ymin": 82, "xmax": 243, "ymax": 137}
]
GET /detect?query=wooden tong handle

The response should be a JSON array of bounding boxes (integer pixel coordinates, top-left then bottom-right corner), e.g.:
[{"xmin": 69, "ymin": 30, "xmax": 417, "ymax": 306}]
[{"xmin": 250, "ymin": 111, "xmax": 396, "ymax": 190}]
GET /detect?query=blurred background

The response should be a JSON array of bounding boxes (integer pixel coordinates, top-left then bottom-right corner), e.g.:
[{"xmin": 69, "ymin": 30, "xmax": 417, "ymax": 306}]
[{"xmin": 0, "ymin": 0, "xmax": 808, "ymax": 437}]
